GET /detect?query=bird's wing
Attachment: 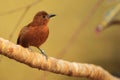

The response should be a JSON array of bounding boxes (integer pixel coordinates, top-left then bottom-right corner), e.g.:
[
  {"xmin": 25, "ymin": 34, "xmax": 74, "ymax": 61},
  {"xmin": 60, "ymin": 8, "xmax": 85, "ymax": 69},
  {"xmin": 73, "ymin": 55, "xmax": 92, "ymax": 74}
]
[{"xmin": 17, "ymin": 26, "xmax": 28, "ymax": 44}]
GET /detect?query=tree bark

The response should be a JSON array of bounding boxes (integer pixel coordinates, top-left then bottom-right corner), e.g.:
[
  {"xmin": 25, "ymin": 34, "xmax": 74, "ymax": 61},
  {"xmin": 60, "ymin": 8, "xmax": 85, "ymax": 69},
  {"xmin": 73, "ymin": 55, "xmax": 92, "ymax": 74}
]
[{"xmin": 0, "ymin": 37, "xmax": 119, "ymax": 80}]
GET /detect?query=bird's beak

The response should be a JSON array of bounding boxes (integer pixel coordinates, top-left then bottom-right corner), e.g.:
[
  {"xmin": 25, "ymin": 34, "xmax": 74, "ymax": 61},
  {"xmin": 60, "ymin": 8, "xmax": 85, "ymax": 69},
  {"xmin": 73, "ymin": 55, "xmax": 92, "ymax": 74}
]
[{"xmin": 48, "ymin": 14, "xmax": 56, "ymax": 18}]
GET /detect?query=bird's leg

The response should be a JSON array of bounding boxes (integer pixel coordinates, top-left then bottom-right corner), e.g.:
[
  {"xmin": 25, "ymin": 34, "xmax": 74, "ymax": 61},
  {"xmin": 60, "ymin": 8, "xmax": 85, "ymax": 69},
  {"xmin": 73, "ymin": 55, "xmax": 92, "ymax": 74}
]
[{"xmin": 37, "ymin": 48, "xmax": 48, "ymax": 59}]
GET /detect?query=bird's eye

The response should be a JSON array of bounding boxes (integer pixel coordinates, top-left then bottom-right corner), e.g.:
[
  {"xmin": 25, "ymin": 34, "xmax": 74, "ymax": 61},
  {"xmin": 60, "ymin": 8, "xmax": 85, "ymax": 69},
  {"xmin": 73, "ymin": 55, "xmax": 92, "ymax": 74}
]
[{"xmin": 42, "ymin": 15, "xmax": 46, "ymax": 18}]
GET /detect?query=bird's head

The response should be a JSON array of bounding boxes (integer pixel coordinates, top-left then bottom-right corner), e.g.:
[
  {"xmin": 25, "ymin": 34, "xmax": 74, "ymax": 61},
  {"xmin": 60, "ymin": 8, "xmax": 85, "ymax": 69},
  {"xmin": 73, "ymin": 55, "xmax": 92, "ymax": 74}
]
[{"xmin": 33, "ymin": 11, "xmax": 56, "ymax": 25}]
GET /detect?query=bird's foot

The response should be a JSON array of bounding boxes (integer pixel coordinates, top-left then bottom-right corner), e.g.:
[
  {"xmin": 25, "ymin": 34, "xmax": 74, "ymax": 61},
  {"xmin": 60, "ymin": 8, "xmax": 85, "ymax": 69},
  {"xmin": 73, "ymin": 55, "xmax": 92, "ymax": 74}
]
[{"xmin": 38, "ymin": 48, "xmax": 48, "ymax": 60}]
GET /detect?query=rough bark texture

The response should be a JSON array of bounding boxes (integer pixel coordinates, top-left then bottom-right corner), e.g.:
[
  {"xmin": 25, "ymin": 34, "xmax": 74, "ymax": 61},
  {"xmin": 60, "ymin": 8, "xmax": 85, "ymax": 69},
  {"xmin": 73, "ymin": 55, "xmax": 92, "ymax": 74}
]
[{"xmin": 0, "ymin": 37, "xmax": 119, "ymax": 80}]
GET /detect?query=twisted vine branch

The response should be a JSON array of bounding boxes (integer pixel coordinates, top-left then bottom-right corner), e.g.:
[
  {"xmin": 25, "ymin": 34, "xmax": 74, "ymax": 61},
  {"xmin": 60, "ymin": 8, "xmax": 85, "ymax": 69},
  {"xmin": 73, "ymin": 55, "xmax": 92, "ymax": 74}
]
[{"xmin": 0, "ymin": 37, "xmax": 119, "ymax": 80}]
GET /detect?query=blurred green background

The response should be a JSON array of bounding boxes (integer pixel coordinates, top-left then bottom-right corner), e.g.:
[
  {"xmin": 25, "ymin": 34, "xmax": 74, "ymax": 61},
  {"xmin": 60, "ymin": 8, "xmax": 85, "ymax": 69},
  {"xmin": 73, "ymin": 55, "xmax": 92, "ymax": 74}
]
[{"xmin": 0, "ymin": 0, "xmax": 120, "ymax": 80}]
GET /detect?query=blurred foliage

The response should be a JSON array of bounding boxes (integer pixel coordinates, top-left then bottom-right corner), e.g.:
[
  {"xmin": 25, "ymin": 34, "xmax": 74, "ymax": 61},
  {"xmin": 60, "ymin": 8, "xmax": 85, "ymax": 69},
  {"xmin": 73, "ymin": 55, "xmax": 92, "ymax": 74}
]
[{"xmin": 0, "ymin": 0, "xmax": 120, "ymax": 80}]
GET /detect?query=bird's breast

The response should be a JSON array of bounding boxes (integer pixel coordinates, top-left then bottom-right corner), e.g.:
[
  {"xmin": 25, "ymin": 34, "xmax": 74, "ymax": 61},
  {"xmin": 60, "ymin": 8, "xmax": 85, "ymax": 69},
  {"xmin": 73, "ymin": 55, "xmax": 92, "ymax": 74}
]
[{"xmin": 26, "ymin": 26, "xmax": 49, "ymax": 47}]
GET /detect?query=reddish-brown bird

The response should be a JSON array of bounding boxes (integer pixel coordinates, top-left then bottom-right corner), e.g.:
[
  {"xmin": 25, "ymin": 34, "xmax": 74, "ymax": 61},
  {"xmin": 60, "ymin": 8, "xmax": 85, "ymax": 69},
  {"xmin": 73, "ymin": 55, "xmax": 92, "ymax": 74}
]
[{"xmin": 17, "ymin": 11, "xmax": 56, "ymax": 59}]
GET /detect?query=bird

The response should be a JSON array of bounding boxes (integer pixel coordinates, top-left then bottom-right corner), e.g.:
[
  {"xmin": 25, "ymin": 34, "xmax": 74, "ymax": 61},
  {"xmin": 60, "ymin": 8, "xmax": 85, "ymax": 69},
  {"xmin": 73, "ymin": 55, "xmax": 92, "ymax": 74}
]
[{"xmin": 17, "ymin": 11, "xmax": 56, "ymax": 59}]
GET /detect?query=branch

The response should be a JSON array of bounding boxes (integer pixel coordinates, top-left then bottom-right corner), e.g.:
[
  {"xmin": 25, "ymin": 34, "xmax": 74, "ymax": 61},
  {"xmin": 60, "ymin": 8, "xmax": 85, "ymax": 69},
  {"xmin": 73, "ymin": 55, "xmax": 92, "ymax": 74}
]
[{"xmin": 0, "ymin": 37, "xmax": 119, "ymax": 80}]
